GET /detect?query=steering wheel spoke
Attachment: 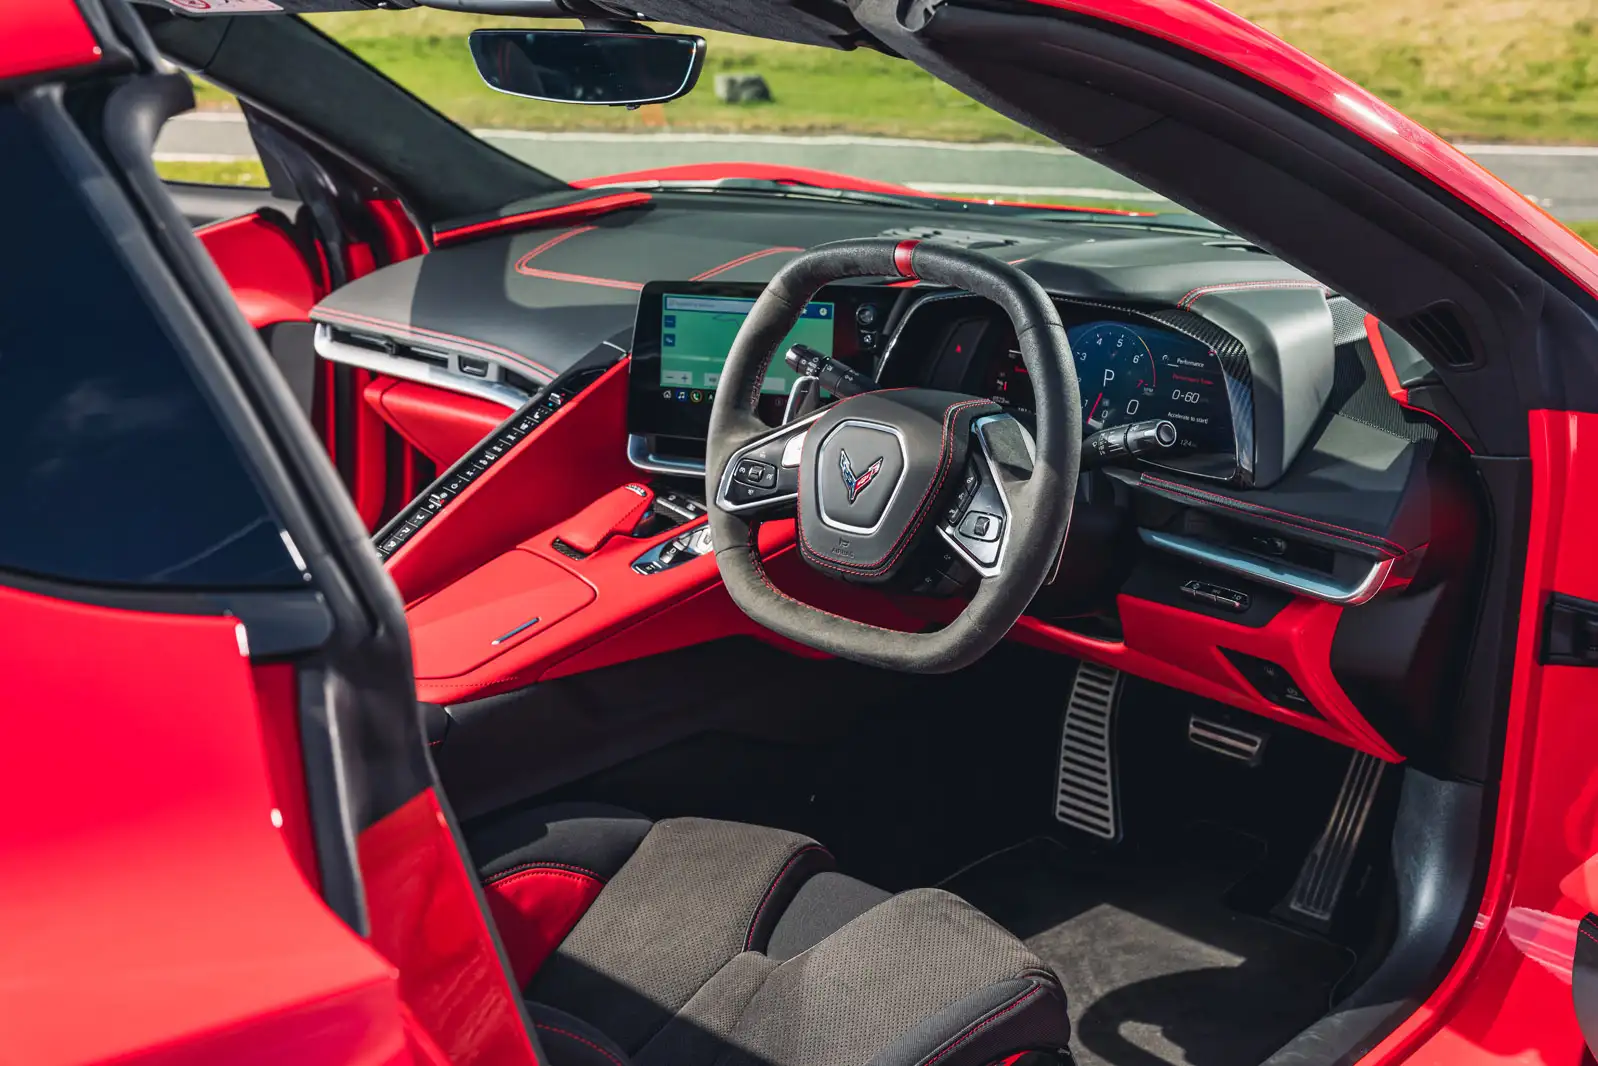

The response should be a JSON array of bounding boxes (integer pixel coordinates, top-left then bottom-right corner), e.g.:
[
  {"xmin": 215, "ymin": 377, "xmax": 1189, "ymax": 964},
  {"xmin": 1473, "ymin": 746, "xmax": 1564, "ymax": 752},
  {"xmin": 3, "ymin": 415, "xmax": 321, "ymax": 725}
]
[
  {"xmin": 935, "ymin": 414, "xmax": 1037, "ymax": 580},
  {"xmin": 712, "ymin": 408, "xmax": 825, "ymax": 519}
]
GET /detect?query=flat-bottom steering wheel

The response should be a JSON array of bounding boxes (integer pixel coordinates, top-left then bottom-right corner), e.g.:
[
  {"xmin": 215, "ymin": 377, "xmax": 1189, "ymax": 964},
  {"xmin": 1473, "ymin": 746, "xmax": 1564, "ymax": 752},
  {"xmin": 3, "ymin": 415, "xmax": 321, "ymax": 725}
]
[{"xmin": 706, "ymin": 239, "xmax": 1081, "ymax": 673}]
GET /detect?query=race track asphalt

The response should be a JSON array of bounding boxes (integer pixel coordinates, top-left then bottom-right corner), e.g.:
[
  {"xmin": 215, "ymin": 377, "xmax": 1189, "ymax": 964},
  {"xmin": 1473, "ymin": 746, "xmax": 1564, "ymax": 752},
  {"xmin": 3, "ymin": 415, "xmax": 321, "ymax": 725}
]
[{"xmin": 155, "ymin": 112, "xmax": 1598, "ymax": 221}]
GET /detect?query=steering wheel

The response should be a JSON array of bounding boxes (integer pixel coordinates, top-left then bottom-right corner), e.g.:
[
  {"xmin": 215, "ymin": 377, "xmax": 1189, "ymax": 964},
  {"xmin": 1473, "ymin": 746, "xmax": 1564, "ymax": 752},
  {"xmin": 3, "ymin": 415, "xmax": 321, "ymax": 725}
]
[{"xmin": 706, "ymin": 239, "xmax": 1081, "ymax": 673}]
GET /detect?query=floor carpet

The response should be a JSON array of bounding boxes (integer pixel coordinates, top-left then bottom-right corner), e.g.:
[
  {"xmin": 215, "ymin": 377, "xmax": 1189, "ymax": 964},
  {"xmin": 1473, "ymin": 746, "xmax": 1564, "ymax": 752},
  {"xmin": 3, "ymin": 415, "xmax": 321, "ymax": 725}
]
[{"xmin": 941, "ymin": 830, "xmax": 1353, "ymax": 1066}]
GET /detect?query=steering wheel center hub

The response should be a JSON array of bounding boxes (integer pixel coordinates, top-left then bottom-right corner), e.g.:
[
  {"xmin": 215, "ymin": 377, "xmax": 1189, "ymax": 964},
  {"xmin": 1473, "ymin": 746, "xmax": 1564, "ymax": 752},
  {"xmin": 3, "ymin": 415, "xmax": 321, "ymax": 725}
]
[
  {"xmin": 796, "ymin": 389, "xmax": 998, "ymax": 584},
  {"xmin": 815, "ymin": 419, "xmax": 906, "ymax": 533}
]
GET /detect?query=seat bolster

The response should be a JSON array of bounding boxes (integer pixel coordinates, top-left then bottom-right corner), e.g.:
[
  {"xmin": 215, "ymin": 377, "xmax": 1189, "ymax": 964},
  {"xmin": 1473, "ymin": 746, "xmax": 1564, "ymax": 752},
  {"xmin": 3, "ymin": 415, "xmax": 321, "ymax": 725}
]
[
  {"xmin": 467, "ymin": 803, "xmax": 653, "ymax": 987},
  {"xmin": 468, "ymin": 802, "xmax": 653, "ymax": 882},
  {"xmin": 528, "ymin": 1002, "xmax": 634, "ymax": 1066},
  {"xmin": 864, "ymin": 977, "xmax": 1072, "ymax": 1066}
]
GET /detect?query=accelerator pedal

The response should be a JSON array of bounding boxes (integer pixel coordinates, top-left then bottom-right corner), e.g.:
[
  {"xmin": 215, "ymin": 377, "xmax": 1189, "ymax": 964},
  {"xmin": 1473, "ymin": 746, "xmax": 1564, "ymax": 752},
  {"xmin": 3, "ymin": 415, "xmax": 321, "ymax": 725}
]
[
  {"xmin": 1285, "ymin": 750, "xmax": 1387, "ymax": 926},
  {"xmin": 1055, "ymin": 662, "xmax": 1123, "ymax": 841}
]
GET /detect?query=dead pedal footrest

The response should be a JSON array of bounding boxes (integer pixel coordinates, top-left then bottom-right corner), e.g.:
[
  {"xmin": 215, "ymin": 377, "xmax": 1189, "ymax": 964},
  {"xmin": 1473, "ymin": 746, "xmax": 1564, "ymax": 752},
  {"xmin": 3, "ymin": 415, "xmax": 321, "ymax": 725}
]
[{"xmin": 1055, "ymin": 661, "xmax": 1123, "ymax": 841}]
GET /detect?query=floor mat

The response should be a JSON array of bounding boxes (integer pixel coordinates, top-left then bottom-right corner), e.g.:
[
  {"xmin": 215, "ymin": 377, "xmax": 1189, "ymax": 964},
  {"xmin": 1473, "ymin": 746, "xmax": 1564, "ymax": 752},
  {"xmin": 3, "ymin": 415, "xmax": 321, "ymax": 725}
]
[{"xmin": 942, "ymin": 831, "xmax": 1353, "ymax": 1066}]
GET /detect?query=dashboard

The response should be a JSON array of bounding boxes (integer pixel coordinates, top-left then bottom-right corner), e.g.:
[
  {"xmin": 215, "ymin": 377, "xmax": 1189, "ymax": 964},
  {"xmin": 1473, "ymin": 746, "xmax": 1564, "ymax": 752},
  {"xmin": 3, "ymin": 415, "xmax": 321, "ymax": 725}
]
[{"xmin": 630, "ymin": 282, "xmax": 1249, "ymax": 484}]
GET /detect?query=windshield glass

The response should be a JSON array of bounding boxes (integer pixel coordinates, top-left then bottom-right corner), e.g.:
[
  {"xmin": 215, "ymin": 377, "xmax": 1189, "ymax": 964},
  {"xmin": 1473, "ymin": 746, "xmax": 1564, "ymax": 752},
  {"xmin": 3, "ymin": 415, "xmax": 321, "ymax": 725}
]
[{"xmin": 187, "ymin": 11, "xmax": 1187, "ymax": 220}]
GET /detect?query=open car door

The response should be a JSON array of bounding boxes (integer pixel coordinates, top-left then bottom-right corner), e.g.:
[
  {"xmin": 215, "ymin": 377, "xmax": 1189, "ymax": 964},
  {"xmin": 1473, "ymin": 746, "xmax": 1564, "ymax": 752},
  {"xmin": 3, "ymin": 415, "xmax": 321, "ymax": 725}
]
[{"xmin": 0, "ymin": 6, "xmax": 544, "ymax": 1064}]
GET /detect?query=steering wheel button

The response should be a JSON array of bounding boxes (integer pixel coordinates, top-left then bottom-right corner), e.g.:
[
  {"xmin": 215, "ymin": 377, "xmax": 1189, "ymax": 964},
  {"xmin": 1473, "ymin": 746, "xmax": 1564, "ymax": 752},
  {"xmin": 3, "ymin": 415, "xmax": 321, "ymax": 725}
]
[{"xmin": 958, "ymin": 511, "xmax": 1002, "ymax": 543}]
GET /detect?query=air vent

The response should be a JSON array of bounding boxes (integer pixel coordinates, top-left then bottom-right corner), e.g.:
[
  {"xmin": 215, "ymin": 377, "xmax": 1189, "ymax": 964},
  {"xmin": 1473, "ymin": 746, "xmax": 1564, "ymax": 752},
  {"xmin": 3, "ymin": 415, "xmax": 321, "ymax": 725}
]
[
  {"xmin": 1203, "ymin": 240, "xmax": 1270, "ymax": 255},
  {"xmin": 332, "ymin": 327, "xmax": 394, "ymax": 355},
  {"xmin": 1401, "ymin": 302, "xmax": 1477, "ymax": 368},
  {"xmin": 396, "ymin": 345, "xmax": 450, "ymax": 369}
]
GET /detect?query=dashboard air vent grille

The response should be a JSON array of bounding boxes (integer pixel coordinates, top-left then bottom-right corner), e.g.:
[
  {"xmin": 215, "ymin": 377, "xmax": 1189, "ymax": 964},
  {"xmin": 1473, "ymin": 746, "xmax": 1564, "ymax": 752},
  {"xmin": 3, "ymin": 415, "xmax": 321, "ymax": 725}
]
[{"xmin": 1401, "ymin": 302, "xmax": 1477, "ymax": 369}]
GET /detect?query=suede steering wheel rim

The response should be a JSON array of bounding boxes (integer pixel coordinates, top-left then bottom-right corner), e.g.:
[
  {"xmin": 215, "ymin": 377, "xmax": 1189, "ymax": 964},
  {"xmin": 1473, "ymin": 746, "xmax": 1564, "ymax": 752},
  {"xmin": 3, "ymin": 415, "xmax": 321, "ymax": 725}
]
[{"xmin": 706, "ymin": 239, "xmax": 1081, "ymax": 674}]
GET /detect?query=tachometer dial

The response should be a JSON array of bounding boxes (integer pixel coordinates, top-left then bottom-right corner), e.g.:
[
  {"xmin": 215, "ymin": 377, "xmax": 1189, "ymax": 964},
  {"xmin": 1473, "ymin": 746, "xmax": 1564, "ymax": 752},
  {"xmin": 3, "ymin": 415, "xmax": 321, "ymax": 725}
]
[{"xmin": 1073, "ymin": 323, "xmax": 1157, "ymax": 432}]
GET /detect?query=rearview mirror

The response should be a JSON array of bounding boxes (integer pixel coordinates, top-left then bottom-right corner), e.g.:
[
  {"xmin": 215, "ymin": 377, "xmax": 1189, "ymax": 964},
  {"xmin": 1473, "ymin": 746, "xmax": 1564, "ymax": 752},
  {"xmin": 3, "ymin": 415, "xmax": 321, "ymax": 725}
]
[{"xmin": 468, "ymin": 29, "xmax": 707, "ymax": 107}]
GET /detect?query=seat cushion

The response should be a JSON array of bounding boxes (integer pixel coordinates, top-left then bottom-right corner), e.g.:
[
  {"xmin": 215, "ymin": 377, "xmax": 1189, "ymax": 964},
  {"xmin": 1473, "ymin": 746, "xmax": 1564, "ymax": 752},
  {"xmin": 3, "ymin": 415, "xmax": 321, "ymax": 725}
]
[
  {"xmin": 528, "ymin": 816, "xmax": 836, "ymax": 1052},
  {"xmin": 633, "ymin": 889, "xmax": 1070, "ymax": 1066}
]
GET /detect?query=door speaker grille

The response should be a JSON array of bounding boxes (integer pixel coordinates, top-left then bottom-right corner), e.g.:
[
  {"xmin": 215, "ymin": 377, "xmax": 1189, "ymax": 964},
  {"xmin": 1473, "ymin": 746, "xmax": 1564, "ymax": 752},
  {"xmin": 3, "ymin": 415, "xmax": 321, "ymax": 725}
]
[{"xmin": 1055, "ymin": 662, "xmax": 1122, "ymax": 840}]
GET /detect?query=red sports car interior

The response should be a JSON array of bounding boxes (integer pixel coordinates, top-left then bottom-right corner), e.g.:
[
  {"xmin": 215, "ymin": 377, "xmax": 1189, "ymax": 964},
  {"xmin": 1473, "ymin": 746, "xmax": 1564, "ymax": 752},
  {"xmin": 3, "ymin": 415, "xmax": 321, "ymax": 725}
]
[{"xmin": 12, "ymin": 2, "xmax": 1598, "ymax": 1066}]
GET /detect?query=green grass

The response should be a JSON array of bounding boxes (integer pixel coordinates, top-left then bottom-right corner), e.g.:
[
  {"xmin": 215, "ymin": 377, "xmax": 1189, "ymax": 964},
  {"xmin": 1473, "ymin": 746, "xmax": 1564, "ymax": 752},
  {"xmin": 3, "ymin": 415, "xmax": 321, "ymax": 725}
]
[
  {"xmin": 1229, "ymin": 0, "xmax": 1598, "ymax": 144},
  {"xmin": 1570, "ymin": 220, "xmax": 1598, "ymax": 246},
  {"xmin": 297, "ymin": 12, "xmax": 1043, "ymax": 142},
  {"xmin": 156, "ymin": 158, "xmax": 269, "ymax": 186},
  {"xmin": 286, "ymin": 3, "xmax": 1598, "ymax": 145}
]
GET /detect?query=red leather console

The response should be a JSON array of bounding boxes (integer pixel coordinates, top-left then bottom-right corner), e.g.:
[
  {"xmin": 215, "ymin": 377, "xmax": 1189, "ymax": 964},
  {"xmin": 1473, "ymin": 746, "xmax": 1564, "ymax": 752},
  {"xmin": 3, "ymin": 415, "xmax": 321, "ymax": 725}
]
[
  {"xmin": 554, "ymin": 484, "xmax": 655, "ymax": 555},
  {"xmin": 409, "ymin": 550, "xmax": 596, "ymax": 679},
  {"xmin": 363, "ymin": 375, "xmax": 507, "ymax": 469}
]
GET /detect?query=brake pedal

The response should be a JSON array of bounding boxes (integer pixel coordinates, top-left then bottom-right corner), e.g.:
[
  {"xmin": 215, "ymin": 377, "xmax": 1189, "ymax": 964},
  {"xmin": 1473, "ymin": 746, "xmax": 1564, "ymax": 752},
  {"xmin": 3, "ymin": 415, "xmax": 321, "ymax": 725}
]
[
  {"xmin": 1187, "ymin": 715, "xmax": 1266, "ymax": 766},
  {"xmin": 1055, "ymin": 662, "xmax": 1122, "ymax": 841},
  {"xmin": 1285, "ymin": 750, "xmax": 1387, "ymax": 925}
]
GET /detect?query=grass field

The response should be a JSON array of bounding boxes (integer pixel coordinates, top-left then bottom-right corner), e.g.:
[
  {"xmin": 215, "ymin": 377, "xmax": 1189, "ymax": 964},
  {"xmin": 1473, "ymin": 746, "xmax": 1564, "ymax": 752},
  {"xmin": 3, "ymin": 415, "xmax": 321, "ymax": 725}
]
[{"xmin": 266, "ymin": 3, "xmax": 1598, "ymax": 145}]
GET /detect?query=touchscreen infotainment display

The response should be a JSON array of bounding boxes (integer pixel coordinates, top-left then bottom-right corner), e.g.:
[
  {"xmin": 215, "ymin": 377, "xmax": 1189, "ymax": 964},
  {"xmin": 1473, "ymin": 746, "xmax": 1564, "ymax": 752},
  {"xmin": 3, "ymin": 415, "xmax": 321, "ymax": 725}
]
[
  {"xmin": 628, "ymin": 281, "xmax": 878, "ymax": 452},
  {"xmin": 659, "ymin": 295, "xmax": 835, "ymax": 397}
]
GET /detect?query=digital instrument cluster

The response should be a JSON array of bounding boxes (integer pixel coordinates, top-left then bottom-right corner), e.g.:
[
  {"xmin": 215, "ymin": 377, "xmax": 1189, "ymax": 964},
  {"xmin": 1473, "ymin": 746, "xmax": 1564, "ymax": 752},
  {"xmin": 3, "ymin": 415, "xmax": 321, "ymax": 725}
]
[{"xmin": 980, "ymin": 318, "xmax": 1237, "ymax": 469}]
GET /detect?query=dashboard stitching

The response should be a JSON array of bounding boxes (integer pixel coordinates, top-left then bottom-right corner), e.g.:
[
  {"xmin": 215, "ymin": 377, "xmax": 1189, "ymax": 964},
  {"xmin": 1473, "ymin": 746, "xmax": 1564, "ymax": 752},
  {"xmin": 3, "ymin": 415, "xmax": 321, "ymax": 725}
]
[
  {"xmin": 1176, "ymin": 280, "xmax": 1327, "ymax": 309},
  {"xmin": 513, "ymin": 225, "xmax": 646, "ymax": 291},
  {"xmin": 798, "ymin": 397, "xmax": 994, "ymax": 576},
  {"xmin": 1141, "ymin": 474, "xmax": 1406, "ymax": 554},
  {"xmin": 315, "ymin": 307, "xmax": 557, "ymax": 379}
]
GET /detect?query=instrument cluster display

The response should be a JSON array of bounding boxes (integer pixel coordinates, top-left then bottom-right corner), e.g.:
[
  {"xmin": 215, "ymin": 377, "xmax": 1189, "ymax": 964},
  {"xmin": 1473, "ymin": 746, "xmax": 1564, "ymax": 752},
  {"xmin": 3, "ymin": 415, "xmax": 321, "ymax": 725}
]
[{"xmin": 982, "ymin": 319, "xmax": 1236, "ymax": 460}]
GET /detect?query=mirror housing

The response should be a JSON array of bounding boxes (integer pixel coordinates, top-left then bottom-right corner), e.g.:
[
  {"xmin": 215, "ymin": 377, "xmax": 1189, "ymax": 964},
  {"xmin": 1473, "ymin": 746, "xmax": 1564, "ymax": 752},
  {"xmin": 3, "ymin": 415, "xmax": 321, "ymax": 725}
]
[{"xmin": 468, "ymin": 29, "xmax": 707, "ymax": 107}]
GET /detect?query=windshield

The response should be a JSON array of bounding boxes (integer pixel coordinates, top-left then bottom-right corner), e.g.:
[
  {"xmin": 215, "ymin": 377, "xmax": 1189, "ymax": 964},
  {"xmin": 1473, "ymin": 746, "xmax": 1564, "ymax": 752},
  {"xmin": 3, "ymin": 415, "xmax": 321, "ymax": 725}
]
[{"xmin": 182, "ymin": 11, "xmax": 1186, "ymax": 221}]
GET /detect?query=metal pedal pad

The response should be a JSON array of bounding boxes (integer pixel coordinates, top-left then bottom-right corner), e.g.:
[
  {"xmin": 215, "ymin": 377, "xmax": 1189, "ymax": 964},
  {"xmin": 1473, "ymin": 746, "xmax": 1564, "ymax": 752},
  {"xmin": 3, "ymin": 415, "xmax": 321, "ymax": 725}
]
[
  {"xmin": 1188, "ymin": 715, "xmax": 1266, "ymax": 766},
  {"xmin": 1055, "ymin": 662, "xmax": 1123, "ymax": 840},
  {"xmin": 1286, "ymin": 750, "xmax": 1387, "ymax": 925}
]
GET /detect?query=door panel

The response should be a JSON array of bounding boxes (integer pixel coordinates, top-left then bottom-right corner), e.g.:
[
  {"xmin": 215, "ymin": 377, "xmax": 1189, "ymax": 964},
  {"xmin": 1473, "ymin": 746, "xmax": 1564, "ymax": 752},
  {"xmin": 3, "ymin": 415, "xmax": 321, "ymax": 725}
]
[{"xmin": 0, "ymin": 585, "xmax": 405, "ymax": 1066}]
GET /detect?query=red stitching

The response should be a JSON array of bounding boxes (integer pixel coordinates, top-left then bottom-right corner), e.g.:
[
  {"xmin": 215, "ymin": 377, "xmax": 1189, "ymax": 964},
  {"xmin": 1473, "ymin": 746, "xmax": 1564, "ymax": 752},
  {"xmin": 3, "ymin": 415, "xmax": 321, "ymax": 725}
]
[
  {"xmin": 315, "ymin": 307, "xmax": 556, "ymax": 379},
  {"xmin": 1175, "ymin": 280, "xmax": 1326, "ymax": 309},
  {"xmin": 484, "ymin": 861, "xmax": 604, "ymax": 887},
  {"xmin": 746, "ymin": 844, "xmax": 828, "ymax": 950},
  {"xmin": 534, "ymin": 1024, "xmax": 626, "ymax": 1066},
  {"xmin": 691, "ymin": 246, "xmax": 804, "ymax": 281},
  {"xmin": 924, "ymin": 986, "xmax": 1044, "ymax": 1066},
  {"xmin": 512, "ymin": 225, "xmax": 645, "ymax": 290},
  {"xmin": 1141, "ymin": 474, "xmax": 1406, "ymax": 555},
  {"xmin": 797, "ymin": 397, "xmax": 994, "ymax": 576},
  {"xmin": 1578, "ymin": 924, "xmax": 1598, "ymax": 948}
]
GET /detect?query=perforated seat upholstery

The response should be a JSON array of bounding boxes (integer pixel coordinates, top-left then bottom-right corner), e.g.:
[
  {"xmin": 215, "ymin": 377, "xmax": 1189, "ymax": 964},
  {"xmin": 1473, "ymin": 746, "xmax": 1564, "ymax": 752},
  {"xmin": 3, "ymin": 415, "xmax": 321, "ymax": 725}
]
[{"xmin": 467, "ymin": 805, "xmax": 1072, "ymax": 1066}]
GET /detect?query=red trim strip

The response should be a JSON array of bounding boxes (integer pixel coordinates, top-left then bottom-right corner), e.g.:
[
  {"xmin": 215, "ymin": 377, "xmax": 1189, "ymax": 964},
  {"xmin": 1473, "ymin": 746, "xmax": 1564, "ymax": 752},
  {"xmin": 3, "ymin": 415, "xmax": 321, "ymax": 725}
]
[
  {"xmin": 1363, "ymin": 313, "xmax": 1409, "ymax": 404},
  {"xmin": 434, "ymin": 192, "xmax": 652, "ymax": 247},
  {"xmin": 1363, "ymin": 314, "xmax": 1475, "ymax": 453},
  {"xmin": 690, "ymin": 246, "xmax": 805, "ymax": 281},
  {"xmin": 894, "ymin": 239, "xmax": 920, "ymax": 279},
  {"xmin": 512, "ymin": 225, "xmax": 644, "ymax": 291}
]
